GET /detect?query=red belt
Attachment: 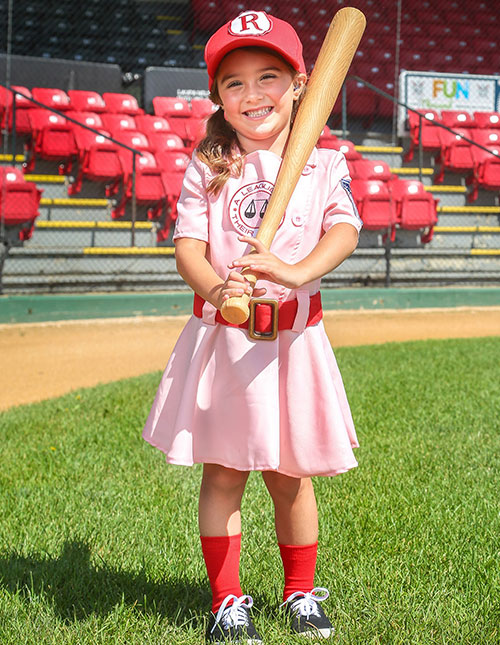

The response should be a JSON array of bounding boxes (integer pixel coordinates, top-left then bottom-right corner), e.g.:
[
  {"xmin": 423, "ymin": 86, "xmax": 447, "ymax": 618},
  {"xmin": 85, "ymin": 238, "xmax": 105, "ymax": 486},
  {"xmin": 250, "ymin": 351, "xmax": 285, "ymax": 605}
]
[{"xmin": 193, "ymin": 292, "xmax": 322, "ymax": 340}]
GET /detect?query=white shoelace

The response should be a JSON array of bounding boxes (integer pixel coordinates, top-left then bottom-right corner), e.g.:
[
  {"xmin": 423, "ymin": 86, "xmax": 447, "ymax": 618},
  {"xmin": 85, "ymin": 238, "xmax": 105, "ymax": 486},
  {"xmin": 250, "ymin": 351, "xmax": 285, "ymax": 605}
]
[
  {"xmin": 282, "ymin": 587, "xmax": 330, "ymax": 620},
  {"xmin": 211, "ymin": 594, "xmax": 254, "ymax": 634}
]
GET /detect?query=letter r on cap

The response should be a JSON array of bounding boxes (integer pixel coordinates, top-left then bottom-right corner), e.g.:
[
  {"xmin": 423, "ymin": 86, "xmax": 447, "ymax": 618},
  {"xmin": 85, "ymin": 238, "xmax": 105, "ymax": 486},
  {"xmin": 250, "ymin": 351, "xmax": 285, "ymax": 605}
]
[
  {"xmin": 229, "ymin": 11, "xmax": 272, "ymax": 36},
  {"xmin": 239, "ymin": 13, "xmax": 260, "ymax": 31}
]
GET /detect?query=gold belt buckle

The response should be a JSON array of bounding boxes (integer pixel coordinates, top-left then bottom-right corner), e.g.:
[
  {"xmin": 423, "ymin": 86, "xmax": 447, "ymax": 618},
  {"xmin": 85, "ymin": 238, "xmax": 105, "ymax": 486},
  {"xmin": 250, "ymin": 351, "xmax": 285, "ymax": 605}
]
[{"xmin": 248, "ymin": 298, "xmax": 279, "ymax": 341}]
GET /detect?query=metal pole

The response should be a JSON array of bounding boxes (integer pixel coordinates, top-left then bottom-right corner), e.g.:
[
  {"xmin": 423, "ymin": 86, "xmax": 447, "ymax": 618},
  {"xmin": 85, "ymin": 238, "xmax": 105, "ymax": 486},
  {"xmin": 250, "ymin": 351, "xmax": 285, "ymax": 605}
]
[
  {"xmin": 342, "ymin": 83, "xmax": 347, "ymax": 139},
  {"xmin": 11, "ymin": 95, "xmax": 16, "ymax": 166},
  {"xmin": 418, "ymin": 113, "xmax": 423, "ymax": 184},
  {"xmin": 392, "ymin": 0, "xmax": 402, "ymax": 146},
  {"xmin": 131, "ymin": 151, "xmax": 137, "ymax": 247},
  {"xmin": 385, "ymin": 239, "xmax": 392, "ymax": 288}
]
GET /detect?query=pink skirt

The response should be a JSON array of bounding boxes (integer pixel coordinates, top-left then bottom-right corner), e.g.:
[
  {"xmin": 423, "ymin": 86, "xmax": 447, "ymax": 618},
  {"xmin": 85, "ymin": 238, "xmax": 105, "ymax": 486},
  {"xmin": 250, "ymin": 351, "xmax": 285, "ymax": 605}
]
[{"xmin": 143, "ymin": 317, "xmax": 359, "ymax": 478}]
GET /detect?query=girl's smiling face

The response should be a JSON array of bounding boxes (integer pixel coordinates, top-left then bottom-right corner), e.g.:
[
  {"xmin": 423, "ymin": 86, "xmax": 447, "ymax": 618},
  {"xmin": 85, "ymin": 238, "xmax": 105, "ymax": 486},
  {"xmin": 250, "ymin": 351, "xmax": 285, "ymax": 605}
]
[{"xmin": 216, "ymin": 48, "xmax": 306, "ymax": 155}]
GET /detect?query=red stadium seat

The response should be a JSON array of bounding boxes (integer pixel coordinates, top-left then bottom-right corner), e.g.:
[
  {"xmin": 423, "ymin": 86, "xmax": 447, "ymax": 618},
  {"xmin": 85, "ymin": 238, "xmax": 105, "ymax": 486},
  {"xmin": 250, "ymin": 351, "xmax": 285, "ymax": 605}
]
[
  {"xmin": 102, "ymin": 92, "xmax": 143, "ymax": 116},
  {"xmin": 389, "ymin": 178, "xmax": 438, "ymax": 242},
  {"xmin": 471, "ymin": 129, "xmax": 500, "ymax": 147},
  {"xmin": 66, "ymin": 111, "xmax": 104, "ymax": 131},
  {"xmin": 167, "ymin": 117, "xmax": 199, "ymax": 150},
  {"xmin": 25, "ymin": 109, "xmax": 77, "ymax": 173},
  {"xmin": 0, "ymin": 166, "xmax": 43, "ymax": 241},
  {"xmin": 317, "ymin": 125, "xmax": 338, "ymax": 148},
  {"xmin": 440, "ymin": 110, "xmax": 475, "ymax": 129},
  {"xmin": 152, "ymin": 96, "xmax": 191, "ymax": 118},
  {"xmin": 148, "ymin": 132, "xmax": 187, "ymax": 154},
  {"xmin": 101, "ymin": 113, "xmax": 137, "ymax": 135},
  {"xmin": 31, "ymin": 87, "xmax": 71, "ymax": 111},
  {"xmin": 467, "ymin": 144, "xmax": 500, "ymax": 201},
  {"xmin": 325, "ymin": 139, "xmax": 363, "ymax": 161},
  {"xmin": 0, "ymin": 86, "xmax": 34, "ymax": 135},
  {"xmin": 350, "ymin": 159, "xmax": 392, "ymax": 182},
  {"xmin": 350, "ymin": 179, "xmax": 396, "ymax": 235},
  {"xmin": 68, "ymin": 130, "xmax": 123, "ymax": 196},
  {"xmin": 435, "ymin": 129, "xmax": 474, "ymax": 183},
  {"xmin": 473, "ymin": 111, "xmax": 500, "ymax": 128},
  {"xmin": 68, "ymin": 90, "xmax": 107, "ymax": 113},
  {"xmin": 156, "ymin": 150, "xmax": 190, "ymax": 240},
  {"xmin": 111, "ymin": 151, "xmax": 166, "ymax": 220},
  {"xmin": 190, "ymin": 98, "xmax": 217, "ymax": 119},
  {"xmin": 405, "ymin": 109, "xmax": 441, "ymax": 162},
  {"xmin": 134, "ymin": 114, "xmax": 172, "ymax": 136},
  {"xmin": 107, "ymin": 131, "xmax": 151, "ymax": 196}
]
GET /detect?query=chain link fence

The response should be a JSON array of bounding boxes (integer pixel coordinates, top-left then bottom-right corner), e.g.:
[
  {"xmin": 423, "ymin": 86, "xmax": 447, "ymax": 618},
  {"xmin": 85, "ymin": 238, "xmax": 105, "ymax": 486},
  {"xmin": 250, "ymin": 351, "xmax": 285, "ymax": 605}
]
[{"xmin": 1, "ymin": 0, "xmax": 499, "ymax": 293}]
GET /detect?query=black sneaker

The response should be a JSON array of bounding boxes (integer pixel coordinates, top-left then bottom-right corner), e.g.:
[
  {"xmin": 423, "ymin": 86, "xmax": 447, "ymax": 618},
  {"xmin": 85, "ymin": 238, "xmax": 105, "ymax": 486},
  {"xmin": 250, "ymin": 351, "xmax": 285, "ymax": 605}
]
[
  {"xmin": 206, "ymin": 594, "xmax": 263, "ymax": 644},
  {"xmin": 282, "ymin": 587, "xmax": 334, "ymax": 639}
]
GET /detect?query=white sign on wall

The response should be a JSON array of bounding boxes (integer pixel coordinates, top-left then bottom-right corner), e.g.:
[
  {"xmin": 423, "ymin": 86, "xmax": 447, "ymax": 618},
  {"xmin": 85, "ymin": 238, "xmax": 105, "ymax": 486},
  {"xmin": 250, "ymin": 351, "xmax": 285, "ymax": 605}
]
[{"xmin": 398, "ymin": 70, "xmax": 500, "ymax": 135}]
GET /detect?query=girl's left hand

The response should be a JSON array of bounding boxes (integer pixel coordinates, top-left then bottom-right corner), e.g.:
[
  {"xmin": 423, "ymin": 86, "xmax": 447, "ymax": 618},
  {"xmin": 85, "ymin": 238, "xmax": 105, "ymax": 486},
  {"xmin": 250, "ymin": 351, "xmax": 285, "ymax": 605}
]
[{"xmin": 229, "ymin": 236, "xmax": 302, "ymax": 289}]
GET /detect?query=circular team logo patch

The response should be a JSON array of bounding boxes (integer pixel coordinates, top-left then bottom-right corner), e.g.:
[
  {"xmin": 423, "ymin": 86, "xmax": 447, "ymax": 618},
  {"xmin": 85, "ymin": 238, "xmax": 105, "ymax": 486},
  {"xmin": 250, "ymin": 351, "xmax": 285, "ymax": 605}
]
[
  {"xmin": 228, "ymin": 181, "xmax": 282, "ymax": 235},
  {"xmin": 228, "ymin": 11, "xmax": 273, "ymax": 37}
]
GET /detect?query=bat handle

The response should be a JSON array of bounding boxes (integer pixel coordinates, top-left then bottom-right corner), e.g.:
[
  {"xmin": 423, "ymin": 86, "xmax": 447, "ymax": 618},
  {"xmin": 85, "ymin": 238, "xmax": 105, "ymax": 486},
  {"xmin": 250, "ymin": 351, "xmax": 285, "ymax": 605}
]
[{"xmin": 220, "ymin": 271, "xmax": 257, "ymax": 324}]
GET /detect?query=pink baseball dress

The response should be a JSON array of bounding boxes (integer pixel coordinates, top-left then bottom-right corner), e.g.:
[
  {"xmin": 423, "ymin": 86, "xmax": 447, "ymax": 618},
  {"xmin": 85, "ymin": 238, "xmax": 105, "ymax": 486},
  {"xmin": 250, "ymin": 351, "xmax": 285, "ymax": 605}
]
[{"xmin": 143, "ymin": 147, "xmax": 362, "ymax": 478}]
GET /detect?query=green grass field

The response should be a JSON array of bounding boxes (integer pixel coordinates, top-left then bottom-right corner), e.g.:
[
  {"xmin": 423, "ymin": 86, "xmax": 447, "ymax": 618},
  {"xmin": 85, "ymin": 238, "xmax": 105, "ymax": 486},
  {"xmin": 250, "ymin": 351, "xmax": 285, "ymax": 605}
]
[{"xmin": 1, "ymin": 337, "xmax": 499, "ymax": 644}]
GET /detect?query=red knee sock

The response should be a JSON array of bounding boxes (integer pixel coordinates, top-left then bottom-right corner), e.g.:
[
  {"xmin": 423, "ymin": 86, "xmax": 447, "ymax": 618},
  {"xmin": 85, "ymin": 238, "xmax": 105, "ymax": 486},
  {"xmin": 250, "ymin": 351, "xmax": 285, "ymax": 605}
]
[
  {"xmin": 279, "ymin": 541, "xmax": 318, "ymax": 602},
  {"xmin": 200, "ymin": 534, "xmax": 243, "ymax": 612}
]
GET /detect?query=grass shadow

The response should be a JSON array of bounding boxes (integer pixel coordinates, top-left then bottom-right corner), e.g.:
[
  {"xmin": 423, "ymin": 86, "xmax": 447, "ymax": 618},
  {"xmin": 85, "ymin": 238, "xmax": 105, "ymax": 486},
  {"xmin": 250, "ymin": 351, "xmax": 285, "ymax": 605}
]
[{"xmin": 0, "ymin": 539, "xmax": 209, "ymax": 625}]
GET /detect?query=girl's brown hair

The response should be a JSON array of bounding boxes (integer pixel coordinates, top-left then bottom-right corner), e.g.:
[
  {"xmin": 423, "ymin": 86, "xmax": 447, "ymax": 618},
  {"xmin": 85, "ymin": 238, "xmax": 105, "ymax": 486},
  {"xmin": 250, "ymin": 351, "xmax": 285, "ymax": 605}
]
[{"xmin": 196, "ymin": 47, "xmax": 306, "ymax": 196}]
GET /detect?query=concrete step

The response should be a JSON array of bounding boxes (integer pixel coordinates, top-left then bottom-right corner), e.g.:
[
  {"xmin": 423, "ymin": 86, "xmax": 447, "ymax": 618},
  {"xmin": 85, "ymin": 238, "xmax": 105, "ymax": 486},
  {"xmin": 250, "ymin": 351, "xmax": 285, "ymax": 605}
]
[{"xmin": 25, "ymin": 221, "xmax": 157, "ymax": 248}]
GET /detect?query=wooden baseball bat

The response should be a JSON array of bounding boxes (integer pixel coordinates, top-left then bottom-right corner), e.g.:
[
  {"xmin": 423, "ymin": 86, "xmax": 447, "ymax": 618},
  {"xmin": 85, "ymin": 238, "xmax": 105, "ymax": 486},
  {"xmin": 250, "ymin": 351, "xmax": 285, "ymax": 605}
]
[{"xmin": 220, "ymin": 6, "xmax": 366, "ymax": 325}]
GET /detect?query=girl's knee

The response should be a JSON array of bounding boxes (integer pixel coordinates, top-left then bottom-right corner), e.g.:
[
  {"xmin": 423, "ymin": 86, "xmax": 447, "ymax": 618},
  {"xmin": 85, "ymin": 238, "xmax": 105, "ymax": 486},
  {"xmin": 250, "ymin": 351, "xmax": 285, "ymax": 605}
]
[
  {"xmin": 263, "ymin": 471, "xmax": 314, "ymax": 504},
  {"xmin": 202, "ymin": 463, "xmax": 249, "ymax": 493}
]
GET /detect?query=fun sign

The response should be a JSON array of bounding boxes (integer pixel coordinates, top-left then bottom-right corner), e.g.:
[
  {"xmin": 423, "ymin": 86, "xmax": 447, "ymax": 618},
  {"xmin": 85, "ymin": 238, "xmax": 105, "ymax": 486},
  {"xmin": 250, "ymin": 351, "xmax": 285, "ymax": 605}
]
[{"xmin": 398, "ymin": 70, "xmax": 500, "ymax": 135}]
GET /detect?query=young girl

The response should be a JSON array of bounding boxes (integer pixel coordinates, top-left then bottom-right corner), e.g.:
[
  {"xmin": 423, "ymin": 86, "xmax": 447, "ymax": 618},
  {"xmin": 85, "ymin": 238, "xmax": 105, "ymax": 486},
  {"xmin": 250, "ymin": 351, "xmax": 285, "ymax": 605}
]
[{"xmin": 143, "ymin": 10, "xmax": 362, "ymax": 643}]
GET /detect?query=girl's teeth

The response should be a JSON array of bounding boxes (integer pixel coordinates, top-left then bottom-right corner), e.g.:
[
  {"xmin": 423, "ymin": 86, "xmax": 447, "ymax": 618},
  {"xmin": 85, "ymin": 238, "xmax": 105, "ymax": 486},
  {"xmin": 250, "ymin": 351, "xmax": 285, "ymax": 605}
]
[{"xmin": 246, "ymin": 107, "xmax": 271, "ymax": 117}]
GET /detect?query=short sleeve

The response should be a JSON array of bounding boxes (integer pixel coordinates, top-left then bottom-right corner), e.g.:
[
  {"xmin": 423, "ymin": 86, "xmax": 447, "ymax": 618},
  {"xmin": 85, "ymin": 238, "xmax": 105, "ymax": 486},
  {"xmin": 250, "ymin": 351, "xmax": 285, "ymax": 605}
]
[
  {"xmin": 173, "ymin": 157, "xmax": 209, "ymax": 242},
  {"xmin": 322, "ymin": 152, "xmax": 363, "ymax": 234}
]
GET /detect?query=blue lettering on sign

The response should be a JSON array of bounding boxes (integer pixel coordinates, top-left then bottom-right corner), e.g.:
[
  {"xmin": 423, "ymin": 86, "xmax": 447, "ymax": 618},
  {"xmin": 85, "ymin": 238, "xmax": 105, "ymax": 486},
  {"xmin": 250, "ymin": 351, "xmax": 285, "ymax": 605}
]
[{"xmin": 456, "ymin": 81, "xmax": 469, "ymax": 100}]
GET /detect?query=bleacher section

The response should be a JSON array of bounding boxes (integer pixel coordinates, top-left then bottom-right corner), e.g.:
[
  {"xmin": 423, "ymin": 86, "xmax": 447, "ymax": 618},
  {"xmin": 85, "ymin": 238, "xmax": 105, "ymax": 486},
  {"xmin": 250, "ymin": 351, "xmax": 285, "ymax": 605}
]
[
  {"xmin": 2, "ymin": 0, "xmax": 500, "ymax": 291},
  {"xmin": 1, "ymin": 83, "xmax": 499, "ymax": 291}
]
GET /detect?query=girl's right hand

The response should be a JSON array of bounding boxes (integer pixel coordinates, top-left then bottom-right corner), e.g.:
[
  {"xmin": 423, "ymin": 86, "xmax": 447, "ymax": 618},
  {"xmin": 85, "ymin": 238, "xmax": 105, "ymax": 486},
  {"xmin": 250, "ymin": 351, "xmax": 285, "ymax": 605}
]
[{"xmin": 218, "ymin": 270, "xmax": 267, "ymax": 309}]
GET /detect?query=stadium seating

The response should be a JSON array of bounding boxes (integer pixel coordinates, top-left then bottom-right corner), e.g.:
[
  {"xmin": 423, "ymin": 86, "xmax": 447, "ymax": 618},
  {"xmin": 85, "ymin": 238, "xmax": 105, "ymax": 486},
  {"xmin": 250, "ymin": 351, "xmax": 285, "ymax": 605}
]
[
  {"xmin": 101, "ymin": 113, "xmax": 137, "ymax": 135},
  {"xmin": 405, "ymin": 109, "xmax": 441, "ymax": 162},
  {"xmin": 111, "ymin": 151, "xmax": 166, "ymax": 220},
  {"xmin": 68, "ymin": 130, "xmax": 123, "ymax": 195},
  {"xmin": 190, "ymin": 98, "xmax": 217, "ymax": 119},
  {"xmin": 102, "ymin": 92, "xmax": 143, "ymax": 116},
  {"xmin": 24, "ymin": 109, "xmax": 77, "ymax": 173},
  {"xmin": 152, "ymin": 97, "xmax": 191, "ymax": 119},
  {"xmin": 467, "ymin": 144, "xmax": 500, "ymax": 201},
  {"xmin": 31, "ymin": 87, "xmax": 71, "ymax": 112},
  {"xmin": 0, "ymin": 166, "xmax": 43, "ymax": 242},
  {"xmin": 326, "ymin": 139, "xmax": 363, "ymax": 161},
  {"xmin": 350, "ymin": 159, "xmax": 393, "ymax": 182},
  {"xmin": 147, "ymin": 132, "xmax": 187, "ymax": 154},
  {"xmin": 434, "ymin": 129, "xmax": 475, "ymax": 183},
  {"xmin": 68, "ymin": 90, "xmax": 107, "ymax": 113},
  {"xmin": 473, "ymin": 111, "xmax": 500, "ymax": 128},
  {"xmin": 389, "ymin": 178, "xmax": 438, "ymax": 242},
  {"xmin": 0, "ymin": 86, "xmax": 34, "ymax": 135},
  {"xmin": 107, "ymin": 130, "xmax": 151, "ymax": 196},
  {"xmin": 350, "ymin": 179, "xmax": 396, "ymax": 237},
  {"xmin": 135, "ymin": 115, "xmax": 172, "ymax": 135},
  {"xmin": 156, "ymin": 150, "xmax": 191, "ymax": 241}
]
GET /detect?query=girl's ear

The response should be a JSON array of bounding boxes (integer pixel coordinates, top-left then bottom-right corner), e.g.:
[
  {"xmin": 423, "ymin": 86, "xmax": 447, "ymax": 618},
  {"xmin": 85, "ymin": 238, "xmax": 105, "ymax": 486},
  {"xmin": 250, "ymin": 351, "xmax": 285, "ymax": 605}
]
[{"xmin": 293, "ymin": 73, "xmax": 307, "ymax": 98}]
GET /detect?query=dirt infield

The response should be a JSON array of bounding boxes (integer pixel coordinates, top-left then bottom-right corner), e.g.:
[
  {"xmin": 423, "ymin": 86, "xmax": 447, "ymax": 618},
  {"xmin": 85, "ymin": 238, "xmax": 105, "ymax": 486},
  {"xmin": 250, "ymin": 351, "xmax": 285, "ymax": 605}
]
[{"xmin": 1, "ymin": 307, "xmax": 499, "ymax": 411}]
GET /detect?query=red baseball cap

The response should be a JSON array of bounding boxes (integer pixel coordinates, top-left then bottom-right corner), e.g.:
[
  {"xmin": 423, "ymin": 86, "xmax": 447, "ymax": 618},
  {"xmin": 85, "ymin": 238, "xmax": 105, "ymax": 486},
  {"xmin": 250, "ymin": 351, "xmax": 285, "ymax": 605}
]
[{"xmin": 205, "ymin": 11, "xmax": 306, "ymax": 90}]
